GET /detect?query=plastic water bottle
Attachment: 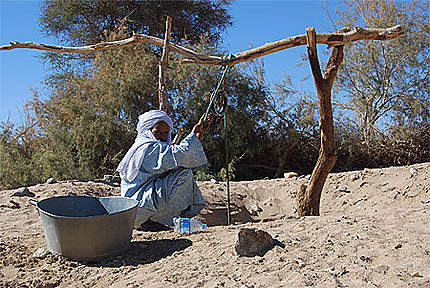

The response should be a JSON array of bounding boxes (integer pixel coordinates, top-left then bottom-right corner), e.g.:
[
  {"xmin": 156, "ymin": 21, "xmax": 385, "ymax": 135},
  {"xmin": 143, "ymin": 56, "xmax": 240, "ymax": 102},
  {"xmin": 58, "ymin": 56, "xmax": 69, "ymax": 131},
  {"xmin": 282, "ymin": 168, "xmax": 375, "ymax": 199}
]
[{"xmin": 173, "ymin": 217, "xmax": 207, "ymax": 234}]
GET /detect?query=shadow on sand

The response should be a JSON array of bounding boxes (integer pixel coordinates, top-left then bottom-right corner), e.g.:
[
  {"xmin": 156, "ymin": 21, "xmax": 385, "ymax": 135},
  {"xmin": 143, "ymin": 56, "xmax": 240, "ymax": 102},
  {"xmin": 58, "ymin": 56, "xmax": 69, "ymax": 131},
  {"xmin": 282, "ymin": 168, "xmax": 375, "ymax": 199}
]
[{"xmin": 81, "ymin": 238, "xmax": 192, "ymax": 267}]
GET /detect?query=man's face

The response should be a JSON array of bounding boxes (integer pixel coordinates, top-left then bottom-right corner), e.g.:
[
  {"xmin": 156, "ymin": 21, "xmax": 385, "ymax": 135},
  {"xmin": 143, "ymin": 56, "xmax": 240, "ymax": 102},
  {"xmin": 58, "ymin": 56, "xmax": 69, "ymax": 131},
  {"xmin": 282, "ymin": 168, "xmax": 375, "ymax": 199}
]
[{"xmin": 151, "ymin": 121, "xmax": 170, "ymax": 142}]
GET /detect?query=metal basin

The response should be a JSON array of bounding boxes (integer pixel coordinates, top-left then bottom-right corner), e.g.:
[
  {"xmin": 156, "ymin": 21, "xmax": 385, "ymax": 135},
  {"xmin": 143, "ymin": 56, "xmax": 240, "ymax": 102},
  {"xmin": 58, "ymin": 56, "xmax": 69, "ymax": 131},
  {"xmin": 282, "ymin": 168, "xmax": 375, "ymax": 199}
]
[{"xmin": 31, "ymin": 196, "xmax": 138, "ymax": 260}]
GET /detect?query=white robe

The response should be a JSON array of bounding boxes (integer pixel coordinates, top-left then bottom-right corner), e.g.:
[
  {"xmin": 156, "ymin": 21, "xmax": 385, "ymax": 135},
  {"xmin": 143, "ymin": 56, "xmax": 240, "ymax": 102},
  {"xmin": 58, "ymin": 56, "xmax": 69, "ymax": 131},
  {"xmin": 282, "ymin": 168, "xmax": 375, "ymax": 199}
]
[{"xmin": 120, "ymin": 132, "xmax": 208, "ymax": 227}]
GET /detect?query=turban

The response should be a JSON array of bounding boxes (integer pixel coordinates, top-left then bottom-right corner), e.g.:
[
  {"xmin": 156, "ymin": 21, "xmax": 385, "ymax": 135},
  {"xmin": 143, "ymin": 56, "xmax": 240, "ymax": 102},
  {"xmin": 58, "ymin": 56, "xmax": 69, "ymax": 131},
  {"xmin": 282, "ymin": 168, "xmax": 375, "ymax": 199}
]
[{"xmin": 117, "ymin": 110, "xmax": 173, "ymax": 182}]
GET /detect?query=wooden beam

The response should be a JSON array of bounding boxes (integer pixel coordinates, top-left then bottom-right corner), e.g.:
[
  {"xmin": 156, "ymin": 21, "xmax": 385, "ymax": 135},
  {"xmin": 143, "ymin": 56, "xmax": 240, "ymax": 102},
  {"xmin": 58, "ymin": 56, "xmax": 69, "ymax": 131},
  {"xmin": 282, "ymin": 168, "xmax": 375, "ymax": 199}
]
[
  {"xmin": 1, "ymin": 25, "xmax": 404, "ymax": 66},
  {"xmin": 158, "ymin": 16, "xmax": 172, "ymax": 112},
  {"xmin": 182, "ymin": 25, "xmax": 403, "ymax": 65},
  {"xmin": 0, "ymin": 34, "xmax": 223, "ymax": 65}
]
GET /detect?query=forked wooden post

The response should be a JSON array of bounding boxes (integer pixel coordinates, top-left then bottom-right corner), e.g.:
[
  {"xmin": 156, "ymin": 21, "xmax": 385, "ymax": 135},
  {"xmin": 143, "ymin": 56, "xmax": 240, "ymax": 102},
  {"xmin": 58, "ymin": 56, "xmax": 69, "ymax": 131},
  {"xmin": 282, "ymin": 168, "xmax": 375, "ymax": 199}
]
[
  {"xmin": 158, "ymin": 16, "xmax": 172, "ymax": 112},
  {"xmin": 296, "ymin": 27, "xmax": 343, "ymax": 216}
]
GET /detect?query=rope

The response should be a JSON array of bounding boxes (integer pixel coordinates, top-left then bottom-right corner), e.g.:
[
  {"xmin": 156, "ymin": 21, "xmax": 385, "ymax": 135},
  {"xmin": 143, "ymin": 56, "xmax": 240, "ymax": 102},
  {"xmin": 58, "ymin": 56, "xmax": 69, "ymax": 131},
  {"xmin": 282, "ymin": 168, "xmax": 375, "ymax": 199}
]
[
  {"xmin": 203, "ymin": 54, "xmax": 233, "ymax": 226},
  {"xmin": 203, "ymin": 54, "xmax": 232, "ymax": 121}
]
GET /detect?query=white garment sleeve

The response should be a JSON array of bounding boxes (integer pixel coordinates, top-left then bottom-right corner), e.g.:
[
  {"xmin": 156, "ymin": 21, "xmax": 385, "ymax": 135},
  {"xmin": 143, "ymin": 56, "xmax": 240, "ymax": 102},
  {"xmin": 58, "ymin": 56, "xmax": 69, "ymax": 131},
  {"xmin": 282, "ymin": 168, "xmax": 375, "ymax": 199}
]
[{"xmin": 142, "ymin": 132, "xmax": 208, "ymax": 175}]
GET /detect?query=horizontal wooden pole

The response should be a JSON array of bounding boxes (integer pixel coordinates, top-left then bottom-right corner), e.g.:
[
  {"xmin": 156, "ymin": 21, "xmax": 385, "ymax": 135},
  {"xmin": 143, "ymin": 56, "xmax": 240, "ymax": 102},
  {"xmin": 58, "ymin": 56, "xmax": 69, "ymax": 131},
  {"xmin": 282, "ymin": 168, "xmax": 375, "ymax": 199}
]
[{"xmin": 0, "ymin": 25, "xmax": 404, "ymax": 66}]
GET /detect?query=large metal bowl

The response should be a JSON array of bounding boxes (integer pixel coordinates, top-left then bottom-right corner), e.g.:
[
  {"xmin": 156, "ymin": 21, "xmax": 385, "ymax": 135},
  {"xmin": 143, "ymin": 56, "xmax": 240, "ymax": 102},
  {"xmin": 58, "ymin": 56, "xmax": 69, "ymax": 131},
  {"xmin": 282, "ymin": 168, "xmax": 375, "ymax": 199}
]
[{"xmin": 31, "ymin": 195, "xmax": 138, "ymax": 260}]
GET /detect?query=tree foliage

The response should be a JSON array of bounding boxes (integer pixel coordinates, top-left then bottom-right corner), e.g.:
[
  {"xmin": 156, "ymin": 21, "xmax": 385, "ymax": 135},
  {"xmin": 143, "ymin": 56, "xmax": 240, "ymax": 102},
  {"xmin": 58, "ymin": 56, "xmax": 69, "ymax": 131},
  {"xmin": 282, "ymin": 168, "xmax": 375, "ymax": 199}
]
[
  {"xmin": 41, "ymin": 0, "xmax": 232, "ymax": 46},
  {"xmin": 0, "ymin": 0, "xmax": 272, "ymax": 188},
  {"xmin": 332, "ymin": 0, "xmax": 429, "ymax": 141}
]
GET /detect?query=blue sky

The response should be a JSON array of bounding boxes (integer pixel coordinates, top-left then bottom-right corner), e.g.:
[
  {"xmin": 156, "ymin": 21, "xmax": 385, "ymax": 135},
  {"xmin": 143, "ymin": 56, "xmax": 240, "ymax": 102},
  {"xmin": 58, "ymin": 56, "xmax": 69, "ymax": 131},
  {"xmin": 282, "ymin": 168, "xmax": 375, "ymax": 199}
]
[{"xmin": 0, "ymin": 0, "xmax": 342, "ymax": 125}]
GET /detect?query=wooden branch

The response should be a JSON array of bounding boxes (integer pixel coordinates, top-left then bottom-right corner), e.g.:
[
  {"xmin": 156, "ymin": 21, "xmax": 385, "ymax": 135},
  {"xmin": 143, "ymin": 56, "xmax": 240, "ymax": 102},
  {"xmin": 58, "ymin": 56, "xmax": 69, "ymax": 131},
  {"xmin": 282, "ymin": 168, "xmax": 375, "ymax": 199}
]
[
  {"xmin": 324, "ymin": 44, "xmax": 344, "ymax": 89},
  {"xmin": 1, "ymin": 25, "xmax": 404, "ymax": 66},
  {"xmin": 306, "ymin": 27, "xmax": 324, "ymax": 86},
  {"xmin": 0, "ymin": 34, "xmax": 223, "ymax": 65},
  {"xmin": 296, "ymin": 27, "xmax": 343, "ymax": 216},
  {"xmin": 158, "ymin": 16, "xmax": 172, "ymax": 112},
  {"xmin": 183, "ymin": 25, "xmax": 404, "ymax": 65}
]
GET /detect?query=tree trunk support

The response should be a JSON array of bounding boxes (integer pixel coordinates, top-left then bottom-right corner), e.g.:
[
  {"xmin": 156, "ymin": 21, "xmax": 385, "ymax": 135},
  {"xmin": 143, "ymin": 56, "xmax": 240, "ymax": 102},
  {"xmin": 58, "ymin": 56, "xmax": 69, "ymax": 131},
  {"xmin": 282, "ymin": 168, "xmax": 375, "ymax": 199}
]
[
  {"xmin": 158, "ymin": 16, "xmax": 171, "ymax": 112},
  {"xmin": 296, "ymin": 27, "xmax": 343, "ymax": 216}
]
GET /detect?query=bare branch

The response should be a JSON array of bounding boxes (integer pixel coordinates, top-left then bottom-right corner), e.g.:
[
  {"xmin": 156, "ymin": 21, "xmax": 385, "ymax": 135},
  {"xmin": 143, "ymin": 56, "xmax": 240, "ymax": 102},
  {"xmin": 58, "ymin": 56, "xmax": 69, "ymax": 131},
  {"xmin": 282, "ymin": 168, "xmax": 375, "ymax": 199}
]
[
  {"xmin": 306, "ymin": 27, "xmax": 324, "ymax": 91},
  {"xmin": 323, "ymin": 45, "xmax": 343, "ymax": 89},
  {"xmin": 158, "ymin": 16, "xmax": 172, "ymax": 112},
  {"xmin": 1, "ymin": 25, "xmax": 405, "ymax": 66}
]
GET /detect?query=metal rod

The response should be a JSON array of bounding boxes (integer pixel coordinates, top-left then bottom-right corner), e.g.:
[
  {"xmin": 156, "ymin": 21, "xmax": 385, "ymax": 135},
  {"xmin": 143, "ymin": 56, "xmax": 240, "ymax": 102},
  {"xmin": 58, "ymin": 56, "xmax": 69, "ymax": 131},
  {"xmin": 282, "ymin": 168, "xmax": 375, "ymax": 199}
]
[{"xmin": 224, "ymin": 112, "xmax": 231, "ymax": 225}]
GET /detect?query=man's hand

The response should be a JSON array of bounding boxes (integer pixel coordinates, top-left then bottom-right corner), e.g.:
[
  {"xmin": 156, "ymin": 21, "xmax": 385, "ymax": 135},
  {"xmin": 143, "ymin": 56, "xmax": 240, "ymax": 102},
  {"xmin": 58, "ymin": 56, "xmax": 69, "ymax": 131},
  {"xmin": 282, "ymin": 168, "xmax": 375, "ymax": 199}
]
[{"xmin": 192, "ymin": 114, "xmax": 215, "ymax": 140}]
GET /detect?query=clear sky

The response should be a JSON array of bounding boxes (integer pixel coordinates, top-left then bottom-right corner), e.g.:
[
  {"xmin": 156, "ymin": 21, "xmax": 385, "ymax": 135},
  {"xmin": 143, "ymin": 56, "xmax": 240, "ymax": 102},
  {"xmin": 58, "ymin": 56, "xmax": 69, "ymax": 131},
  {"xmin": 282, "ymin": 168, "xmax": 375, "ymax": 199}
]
[{"xmin": 0, "ymin": 0, "xmax": 341, "ymax": 125}]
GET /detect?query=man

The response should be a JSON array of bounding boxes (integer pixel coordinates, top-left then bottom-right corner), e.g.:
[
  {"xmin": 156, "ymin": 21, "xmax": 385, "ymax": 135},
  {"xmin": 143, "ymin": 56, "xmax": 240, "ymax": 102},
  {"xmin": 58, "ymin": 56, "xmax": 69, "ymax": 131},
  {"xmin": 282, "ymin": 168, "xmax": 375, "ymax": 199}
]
[{"xmin": 116, "ymin": 110, "xmax": 212, "ymax": 229}]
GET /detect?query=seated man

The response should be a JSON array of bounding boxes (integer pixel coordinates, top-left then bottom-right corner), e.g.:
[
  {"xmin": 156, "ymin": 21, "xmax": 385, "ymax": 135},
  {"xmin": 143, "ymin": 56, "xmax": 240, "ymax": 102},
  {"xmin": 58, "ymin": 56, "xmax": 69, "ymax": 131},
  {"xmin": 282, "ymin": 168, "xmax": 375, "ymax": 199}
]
[{"xmin": 116, "ymin": 110, "xmax": 212, "ymax": 229}]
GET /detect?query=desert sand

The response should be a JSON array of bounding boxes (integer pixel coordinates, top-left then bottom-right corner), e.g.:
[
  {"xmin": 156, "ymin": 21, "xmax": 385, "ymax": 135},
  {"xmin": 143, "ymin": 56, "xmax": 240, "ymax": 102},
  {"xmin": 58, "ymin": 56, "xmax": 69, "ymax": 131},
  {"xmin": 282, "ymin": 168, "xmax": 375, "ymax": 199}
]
[{"xmin": 1, "ymin": 162, "xmax": 429, "ymax": 287}]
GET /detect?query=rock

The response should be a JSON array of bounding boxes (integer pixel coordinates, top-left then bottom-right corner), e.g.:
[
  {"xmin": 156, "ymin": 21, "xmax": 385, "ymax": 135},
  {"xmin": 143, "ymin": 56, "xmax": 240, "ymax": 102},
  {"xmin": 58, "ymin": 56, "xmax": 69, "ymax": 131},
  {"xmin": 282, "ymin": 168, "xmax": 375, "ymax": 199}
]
[
  {"xmin": 103, "ymin": 175, "xmax": 121, "ymax": 183},
  {"xmin": 393, "ymin": 243, "xmax": 402, "ymax": 249},
  {"xmin": 8, "ymin": 200, "xmax": 20, "ymax": 209},
  {"xmin": 360, "ymin": 255, "xmax": 372, "ymax": 262},
  {"xmin": 0, "ymin": 200, "xmax": 21, "ymax": 209},
  {"xmin": 338, "ymin": 186, "xmax": 351, "ymax": 193},
  {"xmin": 11, "ymin": 187, "xmax": 35, "ymax": 197},
  {"xmin": 235, "ymin": 228, "xmax": 276, "ymax": 257},
  {"xmin": 284, "ymin": 172, "xmax": 299, "ymax": 179},
  {"xmin": 46, "ymin": 177, "xmax": 57, "ymax": 184},
  {"xmin": 33, "ymin": 247, "xmax": 50, "ymax": 259},
  {"xmin": 249, "ymin": 204, "xmax": 263, "ymax": 216},
  {"xmin": 350, "ymin": 174, "xmax": 360, "ymax": 181},
  {"xmin": 296, "ymin": 258, "xmax": 305, "ymax": 268}
]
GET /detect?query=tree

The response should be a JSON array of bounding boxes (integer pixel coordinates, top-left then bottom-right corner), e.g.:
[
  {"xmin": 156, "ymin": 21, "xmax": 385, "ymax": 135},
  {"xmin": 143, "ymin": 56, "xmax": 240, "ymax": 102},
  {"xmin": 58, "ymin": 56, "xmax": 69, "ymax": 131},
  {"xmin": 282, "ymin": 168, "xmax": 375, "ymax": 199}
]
[
  {"xmin": 40, "ymin": 0, "xmax": 233, "ymax": 97},
  {"xmin": 1, "ymin": 7, "xmax": 269, "ymax": 186},
  {"xmin": 0, "ymin": 1, "xmax": 235, "ymax": 188},
  {"xmin": 41, "ymin": 0, "xmax": 232, "ymax": 46},
  {"xmin": 331, "ymin": 0, "xmax": 429, "ymax": 143}
]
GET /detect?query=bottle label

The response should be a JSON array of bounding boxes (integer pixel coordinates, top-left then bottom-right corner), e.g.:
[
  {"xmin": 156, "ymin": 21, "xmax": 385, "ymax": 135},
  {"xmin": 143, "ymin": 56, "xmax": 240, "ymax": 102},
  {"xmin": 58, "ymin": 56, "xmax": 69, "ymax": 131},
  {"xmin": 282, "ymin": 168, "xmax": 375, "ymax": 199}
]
[{"xmin": 179, "ymin": 218, "xmax": 191, "ymax": 234}]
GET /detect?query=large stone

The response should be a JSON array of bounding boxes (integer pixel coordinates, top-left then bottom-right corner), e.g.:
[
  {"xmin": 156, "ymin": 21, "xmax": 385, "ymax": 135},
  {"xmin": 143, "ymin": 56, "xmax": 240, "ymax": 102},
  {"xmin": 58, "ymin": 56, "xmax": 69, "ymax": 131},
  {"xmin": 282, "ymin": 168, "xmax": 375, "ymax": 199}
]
[
  {"xmin": 235, "ymin": 227, "xmax": 275, "ymax": 257},
  {"xmin": 11, "ymin": 187, "xmax": 35, "ymax": 197}
]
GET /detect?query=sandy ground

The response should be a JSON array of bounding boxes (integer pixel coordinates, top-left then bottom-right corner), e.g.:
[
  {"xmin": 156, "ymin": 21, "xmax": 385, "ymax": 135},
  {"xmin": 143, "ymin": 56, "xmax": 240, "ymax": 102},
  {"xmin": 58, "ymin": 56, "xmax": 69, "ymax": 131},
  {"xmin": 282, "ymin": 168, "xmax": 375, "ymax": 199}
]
[{"xmin": 1, "ymin": 162, "xmax": 429, "ymax": 288}]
